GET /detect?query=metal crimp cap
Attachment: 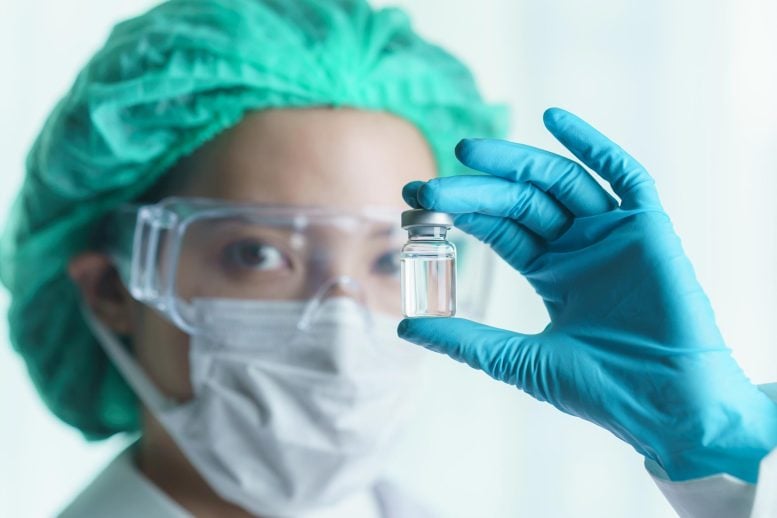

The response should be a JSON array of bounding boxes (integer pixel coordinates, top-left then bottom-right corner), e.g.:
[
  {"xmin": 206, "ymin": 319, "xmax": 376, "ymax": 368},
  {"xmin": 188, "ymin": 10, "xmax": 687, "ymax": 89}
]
[{"xmin": 401, "ymin": 209, "xmax": 454, "ymax": 229}]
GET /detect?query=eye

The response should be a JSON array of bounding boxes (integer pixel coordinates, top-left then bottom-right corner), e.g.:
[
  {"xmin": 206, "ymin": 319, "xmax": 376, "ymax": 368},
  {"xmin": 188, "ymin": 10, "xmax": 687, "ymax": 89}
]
[
  {"xmin": 373, "ymin": 250, "xmax": 400, "ymax": 277},
  {"xmin": 222, "ymin": 239, "xmax": 289, "ymax": 272}
]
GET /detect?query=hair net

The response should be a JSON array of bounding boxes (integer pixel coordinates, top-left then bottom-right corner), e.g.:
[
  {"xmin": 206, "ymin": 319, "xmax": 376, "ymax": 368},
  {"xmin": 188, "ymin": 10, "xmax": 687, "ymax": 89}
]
[{"xmin": 0, "ymin": 0, "xmax": 508, "ymax": 438}]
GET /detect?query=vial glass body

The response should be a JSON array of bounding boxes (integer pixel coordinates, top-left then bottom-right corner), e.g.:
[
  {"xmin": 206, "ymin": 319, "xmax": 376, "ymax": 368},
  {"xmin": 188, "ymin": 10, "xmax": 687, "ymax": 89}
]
[{"xmin": 400, "ymin": 236, "xmax": 456, "ymax": 318}]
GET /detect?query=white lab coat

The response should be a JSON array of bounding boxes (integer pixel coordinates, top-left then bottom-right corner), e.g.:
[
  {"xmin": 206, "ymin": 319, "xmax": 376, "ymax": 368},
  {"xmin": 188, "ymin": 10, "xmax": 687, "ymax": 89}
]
[{"xmin": 648, "ymin": 383, "xmax": 777, "ymax": 518}]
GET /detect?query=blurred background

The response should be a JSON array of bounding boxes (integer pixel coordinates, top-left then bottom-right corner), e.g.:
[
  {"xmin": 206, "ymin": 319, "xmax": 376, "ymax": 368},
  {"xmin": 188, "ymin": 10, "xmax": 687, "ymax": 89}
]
[{"xmin": 1, "ymin": 0, "xmax": 776, "ymax": 516}]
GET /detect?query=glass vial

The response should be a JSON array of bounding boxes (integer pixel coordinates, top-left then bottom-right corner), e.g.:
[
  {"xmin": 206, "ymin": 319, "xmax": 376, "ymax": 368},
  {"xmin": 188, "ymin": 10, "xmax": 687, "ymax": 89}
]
[{"xmin": 400, "ymin": 209, "xmax": 456, "ymax": 317}]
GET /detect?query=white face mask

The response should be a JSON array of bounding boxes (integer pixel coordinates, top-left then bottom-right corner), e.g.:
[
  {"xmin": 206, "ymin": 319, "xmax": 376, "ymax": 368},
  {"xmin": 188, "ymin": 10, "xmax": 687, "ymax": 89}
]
[{"xmin": 85, "ymin": 297, "xmax": 423, "ymax": 517}]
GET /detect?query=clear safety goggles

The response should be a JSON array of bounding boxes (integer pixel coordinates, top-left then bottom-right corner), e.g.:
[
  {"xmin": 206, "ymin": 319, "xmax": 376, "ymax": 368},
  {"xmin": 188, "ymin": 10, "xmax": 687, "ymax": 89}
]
[{"xmin": 106, "ymin": 197, "xmax": 493, "ymax": 335}]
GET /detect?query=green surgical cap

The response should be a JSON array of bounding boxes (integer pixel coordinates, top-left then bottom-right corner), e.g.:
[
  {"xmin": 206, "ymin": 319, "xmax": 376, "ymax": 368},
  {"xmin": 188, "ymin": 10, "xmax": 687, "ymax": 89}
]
[{"xmin": 1, "ymin": 0, "xmax": 508, "ymax": 439}]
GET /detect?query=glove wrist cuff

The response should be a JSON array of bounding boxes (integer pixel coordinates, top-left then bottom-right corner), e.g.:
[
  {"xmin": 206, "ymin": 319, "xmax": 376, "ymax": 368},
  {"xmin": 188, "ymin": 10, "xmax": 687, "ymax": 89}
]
[{"xmin": 657, "ymin": 395, "xmax": 777, "ymax": 483}]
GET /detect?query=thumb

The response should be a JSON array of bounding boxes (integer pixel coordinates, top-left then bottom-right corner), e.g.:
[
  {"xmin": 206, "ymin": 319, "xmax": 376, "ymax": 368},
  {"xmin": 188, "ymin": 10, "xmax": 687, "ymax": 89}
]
[{"xmin": 397, "ymin": 317, "xmax": 546, "ymax": 389}]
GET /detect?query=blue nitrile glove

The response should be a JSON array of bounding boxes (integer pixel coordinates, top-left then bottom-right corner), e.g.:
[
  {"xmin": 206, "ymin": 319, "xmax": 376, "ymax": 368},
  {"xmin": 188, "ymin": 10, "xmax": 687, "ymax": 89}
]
[{"xmin": 399, "ymin": 108, "xmax": 777, "ymax": 483}]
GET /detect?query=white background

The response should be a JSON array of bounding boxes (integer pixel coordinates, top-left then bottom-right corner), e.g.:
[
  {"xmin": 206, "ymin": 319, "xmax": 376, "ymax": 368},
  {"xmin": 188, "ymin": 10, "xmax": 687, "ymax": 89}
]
[{"xmin": 1, "ymin": 1, "xmax": 776, "ymax": 517}]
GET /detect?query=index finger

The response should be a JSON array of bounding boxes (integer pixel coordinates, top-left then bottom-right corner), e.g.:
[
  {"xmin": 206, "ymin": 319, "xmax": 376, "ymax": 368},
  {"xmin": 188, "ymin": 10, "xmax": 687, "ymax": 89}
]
[{"xmin": 454, "ymin": 138, "xmax": 618, "ymax": 217}]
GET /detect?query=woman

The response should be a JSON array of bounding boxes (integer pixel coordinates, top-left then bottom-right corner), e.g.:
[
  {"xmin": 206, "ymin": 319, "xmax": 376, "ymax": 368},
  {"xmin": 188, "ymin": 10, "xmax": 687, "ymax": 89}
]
[
  {"xmin": 9, "ymin": 2, "xmax": 775, "ymax": 517},
  {"xmin": 0, "ymin": 0, "xmax": 504, "ymax": 516}
]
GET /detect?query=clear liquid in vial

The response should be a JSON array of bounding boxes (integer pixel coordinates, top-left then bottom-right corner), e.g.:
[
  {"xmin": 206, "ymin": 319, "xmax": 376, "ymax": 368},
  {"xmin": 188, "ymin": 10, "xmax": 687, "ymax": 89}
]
[{"xmin": 400, "ymin": 255, "xmax": 456, "ymax": 317}]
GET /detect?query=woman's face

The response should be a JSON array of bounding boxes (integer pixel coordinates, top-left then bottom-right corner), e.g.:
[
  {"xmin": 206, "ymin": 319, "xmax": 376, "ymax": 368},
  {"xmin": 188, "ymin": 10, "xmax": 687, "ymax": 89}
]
[{"xmin": 129, "ymin": 107, "xmax": 437, "ymax": 399}]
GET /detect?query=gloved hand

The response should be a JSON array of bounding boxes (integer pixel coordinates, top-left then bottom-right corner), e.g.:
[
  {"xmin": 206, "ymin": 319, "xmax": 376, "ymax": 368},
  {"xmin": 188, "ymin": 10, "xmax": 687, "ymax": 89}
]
[{"xmin": 399, "ymin": 108, "xmax": 777, "ymax": 483}]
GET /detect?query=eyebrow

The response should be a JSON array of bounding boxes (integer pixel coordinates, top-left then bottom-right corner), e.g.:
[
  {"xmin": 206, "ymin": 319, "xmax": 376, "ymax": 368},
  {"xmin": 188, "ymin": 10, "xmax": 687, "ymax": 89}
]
[{"xmin": 192, "ymin": 214, "xmax": 400, "ymax": 236}]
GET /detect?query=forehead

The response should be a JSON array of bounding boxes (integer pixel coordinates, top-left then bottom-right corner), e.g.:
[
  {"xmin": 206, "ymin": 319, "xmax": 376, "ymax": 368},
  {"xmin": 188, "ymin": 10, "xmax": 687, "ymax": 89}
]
[{"xmin": 173, "ymin": 107, "xmax": 437, "ymax": 209}]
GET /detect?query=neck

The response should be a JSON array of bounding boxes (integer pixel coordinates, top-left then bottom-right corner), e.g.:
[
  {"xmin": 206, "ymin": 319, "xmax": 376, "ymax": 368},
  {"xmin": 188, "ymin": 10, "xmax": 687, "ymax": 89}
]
[{"xmin": 135, "ymin": 409, "xmax": 257, "ymax": 518}]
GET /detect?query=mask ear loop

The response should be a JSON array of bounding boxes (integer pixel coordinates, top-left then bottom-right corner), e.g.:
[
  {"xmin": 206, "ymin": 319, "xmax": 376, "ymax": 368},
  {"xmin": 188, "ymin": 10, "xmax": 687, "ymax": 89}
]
[
  {"xmin": 297, "ymin": 275, "xmax": 373, "ymax": 331},
  {"xmin": 80, "ymin": 302, "xmax": 178, "ymax": 413}
]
